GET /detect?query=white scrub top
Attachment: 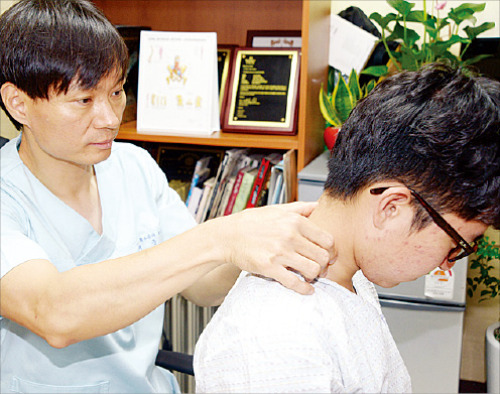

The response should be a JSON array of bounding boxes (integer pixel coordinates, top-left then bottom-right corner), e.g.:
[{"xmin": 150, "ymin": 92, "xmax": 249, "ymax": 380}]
[{"xmin": 0, "ymin": 136, "xmax": 196, "ymax": 393}]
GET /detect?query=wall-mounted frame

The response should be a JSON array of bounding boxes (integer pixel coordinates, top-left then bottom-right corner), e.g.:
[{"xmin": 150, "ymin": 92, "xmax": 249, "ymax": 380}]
[
  {"xmin": 246, "ymin": 30, "xmax": 301, "ymax": 48},
  {"xmin": 217, "ymin": 45, "xmax": 237, "ymax": 122},
  {"xmin": 222, "ymin": 48, "xmax": 300, "ymax": 136}
]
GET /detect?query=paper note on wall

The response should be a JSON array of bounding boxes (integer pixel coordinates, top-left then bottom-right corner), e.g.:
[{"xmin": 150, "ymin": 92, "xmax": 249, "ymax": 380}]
[
  {"xmin": 424, "ymin": 268, "xmax": 455, "ymax": 300},
  {"xmin": 328, "ymin": 14, "xmax": 378, "ymax": 76}
]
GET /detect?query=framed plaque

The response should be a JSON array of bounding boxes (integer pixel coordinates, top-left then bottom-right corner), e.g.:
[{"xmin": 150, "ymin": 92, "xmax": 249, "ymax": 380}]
[
  {"xmin": 116, "ymin": 25, "xmax": 151, "ymax": 123},
  {"xmin": 246, "ymin": 30, "xmax": 302, "ymax": 48},
  {"xmin": 217, "ymin": 45, "xmax": 237, "ymax": 121},
  {"xmin": 222, "ymin": 48, "xmax": 301, "ymax": 136}
]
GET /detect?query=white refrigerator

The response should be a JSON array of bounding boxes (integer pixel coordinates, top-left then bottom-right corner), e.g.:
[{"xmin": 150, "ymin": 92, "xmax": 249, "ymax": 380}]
[{"xmin": 298, "ymin": 151, "xmax": 467, "ymax": 393}]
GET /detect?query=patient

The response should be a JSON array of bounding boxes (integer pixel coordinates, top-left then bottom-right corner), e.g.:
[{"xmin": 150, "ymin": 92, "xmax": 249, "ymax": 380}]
[{"xmin": 193, "ymin": 63, "xmax": 500, "ymax": 393}]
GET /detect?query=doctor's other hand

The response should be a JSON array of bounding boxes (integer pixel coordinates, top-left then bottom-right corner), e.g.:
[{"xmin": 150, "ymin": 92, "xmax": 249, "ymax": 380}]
[{"xmin": 220, "ymin": 202, "xmax": 335, "ymax": 295}]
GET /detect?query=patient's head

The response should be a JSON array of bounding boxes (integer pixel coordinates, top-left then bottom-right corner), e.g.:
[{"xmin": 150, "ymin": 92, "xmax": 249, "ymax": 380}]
[{"xmin": 322, "ymin": 63, "xmax": 499, "ymax": 287}]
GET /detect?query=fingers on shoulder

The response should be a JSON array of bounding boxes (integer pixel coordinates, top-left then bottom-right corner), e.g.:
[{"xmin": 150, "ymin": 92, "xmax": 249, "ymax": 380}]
[{"xmin": 272, "ymin": 267, "xmax": 316, "ymax": 295}]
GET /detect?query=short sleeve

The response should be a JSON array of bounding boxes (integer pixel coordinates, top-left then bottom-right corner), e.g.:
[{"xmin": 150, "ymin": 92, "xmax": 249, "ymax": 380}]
[{"xmin": 1, "ymin": 188, "xmax": 49, "ymax": 279}]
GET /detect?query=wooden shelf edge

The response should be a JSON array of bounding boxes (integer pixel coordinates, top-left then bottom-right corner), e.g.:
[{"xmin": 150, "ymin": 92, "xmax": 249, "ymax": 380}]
[{"xmin": 117, "ymin": 121, "xmax": 300, "ymax": 150}]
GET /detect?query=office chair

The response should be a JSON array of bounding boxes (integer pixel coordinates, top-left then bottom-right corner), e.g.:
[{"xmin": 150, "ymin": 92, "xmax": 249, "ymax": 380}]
[
  {"xmin": 156, "ymin": 331, "xmax": 194, "ymax": 376},
  {"xmin": 0, "ymin": 136, "xmax": 9, "ymax": 148},
  {"xmin": 155, "ymin": 349, "xmax": 194, "ymax": 376}
]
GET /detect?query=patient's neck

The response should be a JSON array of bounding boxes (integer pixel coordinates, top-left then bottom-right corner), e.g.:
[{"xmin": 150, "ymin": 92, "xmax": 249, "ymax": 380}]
[{"xmin": 309, "ymin": 193, "xmax": 359, "ymax": 293}]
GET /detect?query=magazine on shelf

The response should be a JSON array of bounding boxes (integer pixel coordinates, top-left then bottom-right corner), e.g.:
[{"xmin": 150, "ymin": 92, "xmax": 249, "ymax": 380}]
[{"xmin": 137, "ymin": 31, "xmax": 220, "ymax": 135}]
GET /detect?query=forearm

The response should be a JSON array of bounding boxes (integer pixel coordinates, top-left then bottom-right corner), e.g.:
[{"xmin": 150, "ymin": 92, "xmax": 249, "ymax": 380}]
[
  {"xmin": 181, "ymin": 263, "xmax": 241, "ymax": 307},
  {"xmin": 1, "ymin": 220, "xmax": 226, "ymax": 348},
  {"xmin": 2, "ymin": 202, "xmax": 334, "ymax": 347}
]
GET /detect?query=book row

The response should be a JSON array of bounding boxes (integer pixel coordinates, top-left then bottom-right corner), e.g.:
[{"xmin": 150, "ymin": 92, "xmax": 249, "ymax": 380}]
[{"xmin": 153, "ymin": 146, "xmax": 296, "ymax": 223}]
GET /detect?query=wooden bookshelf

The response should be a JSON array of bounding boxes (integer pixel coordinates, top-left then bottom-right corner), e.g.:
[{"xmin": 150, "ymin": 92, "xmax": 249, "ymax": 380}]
[
  {"xmin": 94, "ymin": 0, "xmax": 331, "ymax": 193},
  {"xmin": 118, "ymin": 121, "xmax": 300, "ymax": 150}
]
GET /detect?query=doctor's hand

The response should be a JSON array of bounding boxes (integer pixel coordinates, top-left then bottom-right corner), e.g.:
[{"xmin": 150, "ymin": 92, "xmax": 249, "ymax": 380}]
[{"xmin": 220, "ymin": 202, "xmax": 335, "ymax": 295}]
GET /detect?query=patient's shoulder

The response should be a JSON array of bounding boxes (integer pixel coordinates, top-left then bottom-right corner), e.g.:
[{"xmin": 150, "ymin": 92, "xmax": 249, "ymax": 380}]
[{"xmin": 211, "ymin": 273, "xmax": 346, "ymax": 338}]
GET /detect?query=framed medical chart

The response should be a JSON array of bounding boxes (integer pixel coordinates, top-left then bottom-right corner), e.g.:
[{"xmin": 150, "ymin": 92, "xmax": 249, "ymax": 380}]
[
  {"xmin": 137, "ymin": 31, "xmax": 219, "ymax": 135},
  {"xmin": 222, "ymin": 48, "xmax": 300, "ymax": 136}
]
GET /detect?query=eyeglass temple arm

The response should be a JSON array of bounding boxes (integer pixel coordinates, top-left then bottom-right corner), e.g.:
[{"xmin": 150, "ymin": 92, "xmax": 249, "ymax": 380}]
[
  {"xmin": 409, "ymin": 191, "xmax": 475, "ymax": 253},
  {"xmin": 370, "ymin": 187, "xmax": 475, "ymax": 254}
]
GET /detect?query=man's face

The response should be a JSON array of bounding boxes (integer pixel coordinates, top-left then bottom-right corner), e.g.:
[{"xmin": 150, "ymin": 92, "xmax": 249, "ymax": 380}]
[
  {"xmin": 19, "ymin": 73, "xmax": 126, "ymax": 168},
  {"xmin": 360, "ymin": 213, "xmax": 487, "ymax": 288}
]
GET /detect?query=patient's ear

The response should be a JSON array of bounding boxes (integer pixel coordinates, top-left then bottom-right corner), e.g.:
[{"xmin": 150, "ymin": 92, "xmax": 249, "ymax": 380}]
[
  {"xmin": 1, "ymin": 83, "xmax": 29, "ymax": 127},
  {"xmin": 372, "ymin": 187, "xmax": 413, "ymax": 229}
]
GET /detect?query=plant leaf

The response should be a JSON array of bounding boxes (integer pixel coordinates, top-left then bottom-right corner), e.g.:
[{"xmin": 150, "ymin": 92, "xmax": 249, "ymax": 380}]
[
  {"xmin": 365, "ymin": 79, "xmax": 376, "ymax": 96},
  {"xmin": 464, "ymin": 22, "xmax": 496, "ymax": 40},
  {"xmin": 319, "ymin": 84, "xmax": 339, "ymax": 127},
  {"xmin": 428, "ymin": 35, "xmax": 468, "ymax": 57},
  {"xmin": 388, "ymin": 0, "xmax": 415, "ymax": 17},
  {"xmin": 387, "ymin": 22, "xmax": 420, "ymax": 48},
  {"xmin": 319, "ymin": 84, "xmax": 342, "ymax": 128},
  {"xmin": 348, "ymin": 69, "xmax": 361, "ymax": 103},
  {"xmin": 406, "ymin": 10, "xmax": 429, "ymax": 23},
  {"xmin": 361, "ymin": 65, "xmax": 389, "ymax": 78},
  {"xmin": 327, "ymin": 66, "xmax": 336, "ymax": 93},
  {"xmin": 438, "ymin": 51, "xmax": 460, "ymax": 65},
  {"xmin": 453, "ymin": 3, "xmax": 486, "ymax": 14},
  {"xmin": 333, "ymin": 76, "xmax": 354, "ymax": 124},
  {"xmin": 370, "ymin": 12, "xmax": 397, "ymax": 30},
  {"xmin": 399, "ymin": 45, "xmax": 419, "ymax": 70},
  {"xmin": 448, "ymin": 3, "xmax": 485, "ymax": 25}
]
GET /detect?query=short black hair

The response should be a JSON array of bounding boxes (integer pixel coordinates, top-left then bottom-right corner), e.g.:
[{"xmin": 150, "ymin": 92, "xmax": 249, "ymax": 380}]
[
  {"xmin": 0, "ymin": 0, "xmax": 128, "ymax": 130},
  {"xmin": 325, "ymin": 63, "xmax": 500, "ymax": 230}
]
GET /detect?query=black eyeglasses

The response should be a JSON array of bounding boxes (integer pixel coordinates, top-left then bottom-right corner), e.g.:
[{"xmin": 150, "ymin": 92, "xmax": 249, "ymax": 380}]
[{"xmin": 370, "ymin": 187, "xmax": 478, "ymax": 262}]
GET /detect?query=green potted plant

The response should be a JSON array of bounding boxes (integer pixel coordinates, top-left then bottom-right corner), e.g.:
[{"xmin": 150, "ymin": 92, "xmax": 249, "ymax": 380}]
[
  {"xmin": 365, "ymin": 0, "xmax": 495, "ymax": 77},
  {"xmin": 467, "ymin": 235, "xmax": 499, "ymax": 393},
  {"xmin": 319, "ymin": 68, "xmax": 377, "ymax": 150}
]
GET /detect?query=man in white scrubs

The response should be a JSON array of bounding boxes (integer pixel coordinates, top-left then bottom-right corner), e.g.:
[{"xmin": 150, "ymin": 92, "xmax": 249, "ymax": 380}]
[
  {"xmin": 194, "ymin": 64, "xmax": 500, "ymax": 393},
  {"xmin": 0, "ymin": 0, "xmax": 335, "ymax": 392}
]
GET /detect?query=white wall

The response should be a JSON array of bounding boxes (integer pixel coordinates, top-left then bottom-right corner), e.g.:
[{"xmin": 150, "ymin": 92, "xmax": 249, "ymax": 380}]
[
  {"xmin": 331, "ymin": 0, "xmax": 499, "ymax": 37},
  {"xmin": 1, "ymin": 0, "xmax": 20, "ymax": 140}
]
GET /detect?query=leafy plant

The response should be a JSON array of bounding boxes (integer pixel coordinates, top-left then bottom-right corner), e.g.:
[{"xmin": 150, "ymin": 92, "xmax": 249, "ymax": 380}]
[
  {"xmin": 319, "ymin": 68, "xmax": 377, "ymax": 128},
  {"xmin": 366, "ymin": 0, "xmax": 495, "ymax": 77},
  {"xmin": 467, "ymin": 236, "xmax": 499, "ymax": 303}
]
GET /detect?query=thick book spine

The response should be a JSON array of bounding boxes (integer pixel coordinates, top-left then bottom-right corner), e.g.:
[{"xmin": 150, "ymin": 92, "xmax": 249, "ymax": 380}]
[
  {"xmin": 246, "ymin": 158, "xmax": 271, "ymax": 208},
  {"xmin": 224, "ymin": 169, "xmax": 245, "ymax": 216},
  {"xmin": 187, "ymin": 186, "xmax": 203, "ymax": 217},
  {"xmin": 186, "ymin": 157, "xmax": 210, "ymax": 205},
  {"xmin": 231, "ymin": 169, "xmax": 257, "ymax": 214},
  {"xmin": 196, "ymin": 177, "xmax": 216, "ymax": 223},
  {"xmin": 203, "ymin": 152, "xmax": 230, "ymax": 220}
]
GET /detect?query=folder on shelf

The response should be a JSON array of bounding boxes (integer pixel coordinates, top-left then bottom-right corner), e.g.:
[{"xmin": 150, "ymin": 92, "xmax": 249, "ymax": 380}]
[{"xmin": 137, "ymin": 31, "xmax": 220, "ymax": 135}]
